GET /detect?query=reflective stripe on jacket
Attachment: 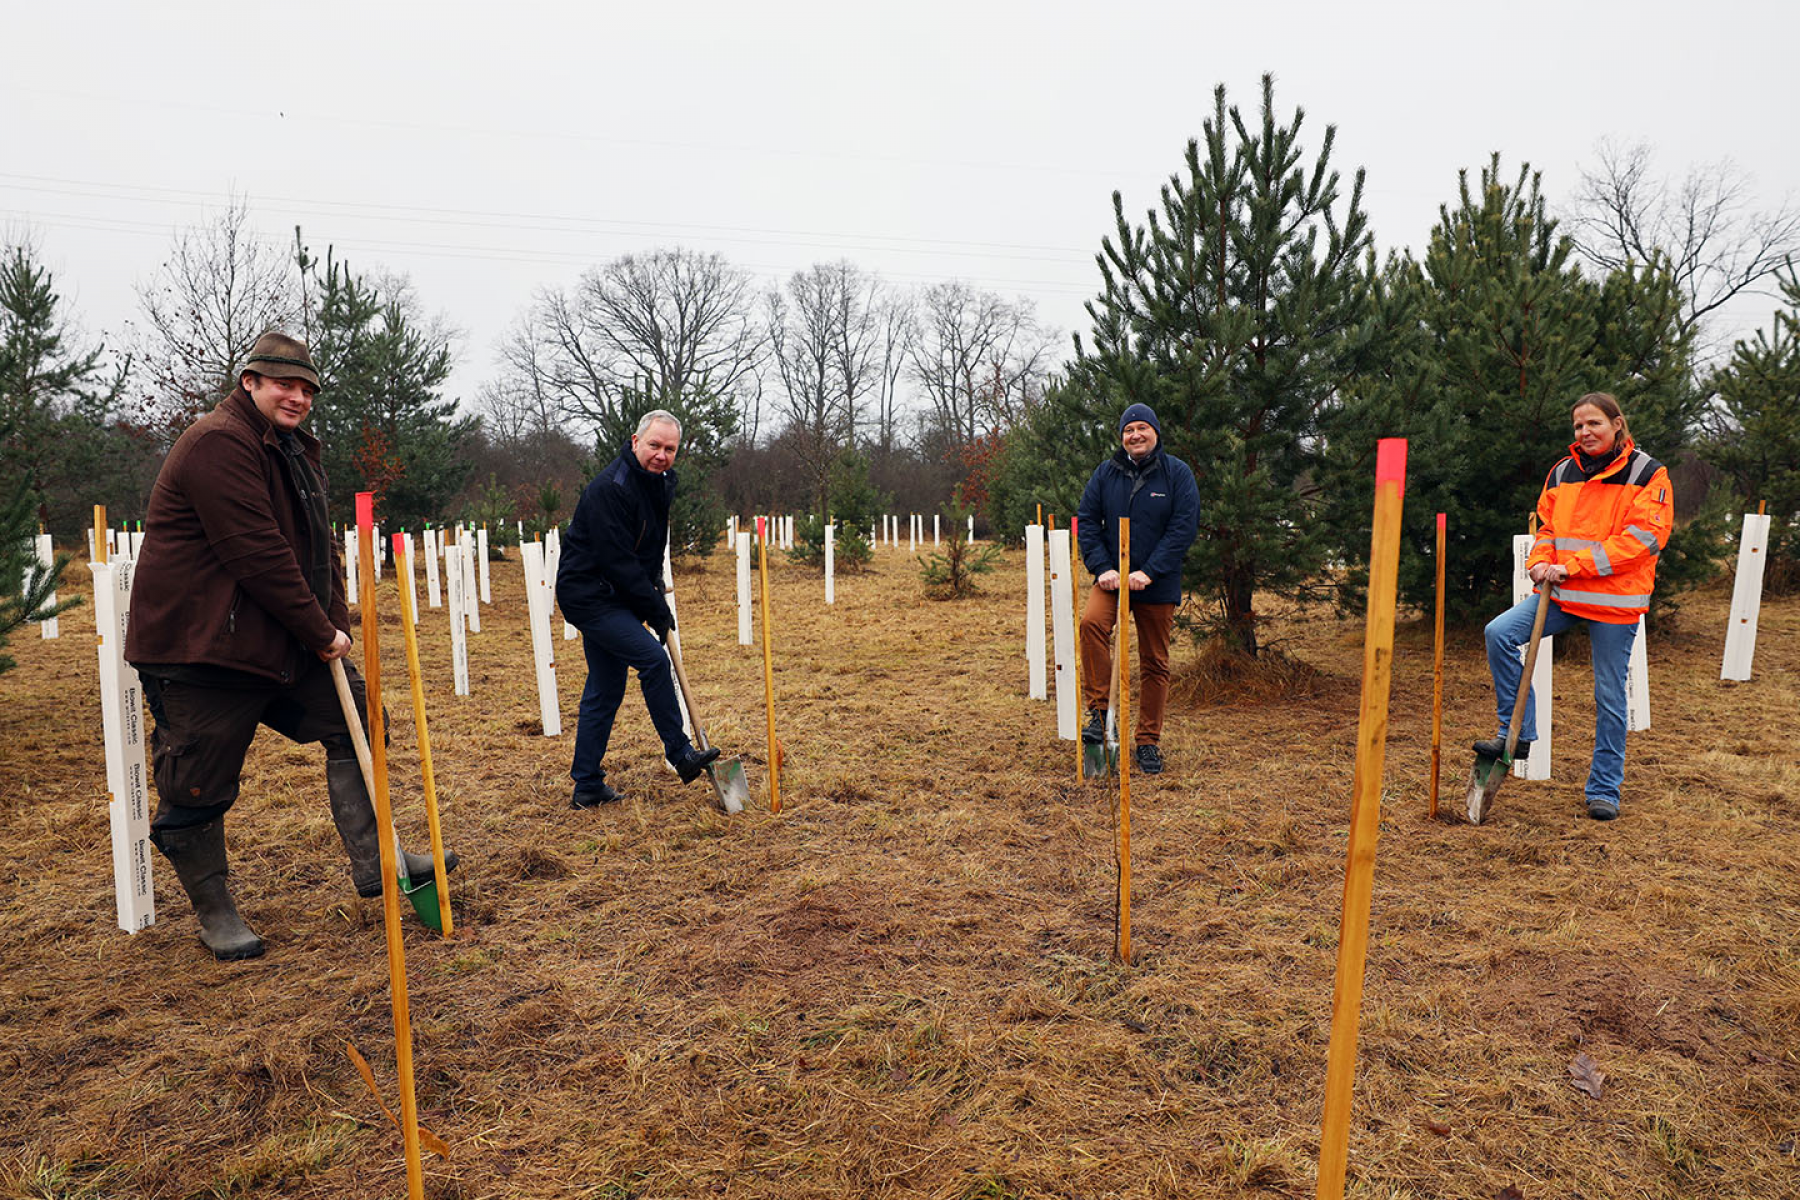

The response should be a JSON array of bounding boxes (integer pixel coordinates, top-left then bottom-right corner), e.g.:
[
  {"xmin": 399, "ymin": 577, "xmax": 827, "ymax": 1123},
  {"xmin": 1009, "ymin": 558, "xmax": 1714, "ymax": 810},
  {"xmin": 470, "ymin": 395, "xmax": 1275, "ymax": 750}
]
[{"xmin": 1525, "ymin": 437, "xmax": 1673, "ymax": 623}]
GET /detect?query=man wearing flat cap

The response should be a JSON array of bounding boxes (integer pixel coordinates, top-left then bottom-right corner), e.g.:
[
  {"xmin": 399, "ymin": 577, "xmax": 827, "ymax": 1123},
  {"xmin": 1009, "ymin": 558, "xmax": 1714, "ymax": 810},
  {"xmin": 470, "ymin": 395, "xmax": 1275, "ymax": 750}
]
[
  {"xmin": 126, "ymin": 331, "xmax": 456, "ymax": 960},
  {"xmin": 1075, "ymin": 402, "xmax": 1201, "ymax": 775}
]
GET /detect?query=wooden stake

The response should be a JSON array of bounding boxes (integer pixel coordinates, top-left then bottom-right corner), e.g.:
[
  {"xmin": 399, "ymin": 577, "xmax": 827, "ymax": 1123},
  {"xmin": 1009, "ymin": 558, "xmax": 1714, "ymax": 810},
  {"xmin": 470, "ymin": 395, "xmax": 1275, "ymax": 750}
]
[
  {"xmin": 92, "ymin": 505, "xmax": 107, "ymax": 565},
  {"xmin": 1316, "ymin": 439, "xmax": 1407, "ymax": 1200},
  {"xmin": 1115, "ymin": 517, "xmax": 1132, "ymax": 966},
  {"xmin": 757, "ymin": 518, "xmax": 781, "ymax": 812},
  {"xmin": 1429, "ymin": 512, "xmax": 1446, "ymax": 818},
  {"xmin": 393, "ymin": 533, "xmax": 453, "ymax": 937},
  {"xmin": 1071, "ymin": 516, "xmax": 1083, "ymax": 782},
  {"xmin": 351, "ymin": 493, "xmax": 425, "ymax": 1200}
]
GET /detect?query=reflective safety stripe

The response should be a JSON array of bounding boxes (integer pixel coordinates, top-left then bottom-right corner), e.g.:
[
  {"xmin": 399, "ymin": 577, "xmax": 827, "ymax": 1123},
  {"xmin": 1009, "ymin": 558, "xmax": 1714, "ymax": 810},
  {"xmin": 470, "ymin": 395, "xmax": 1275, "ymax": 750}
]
[
  {"xmin": 1591, "ymin": 544, "xmax": 1613, "ymax": 576},
  {"xmin": 1627, "ymin": 452, "xmax": 1656, "ymax": 486},
  {"xmin": 1553, "ymin": 537, "xmax": 1602, "ymax": 552},
  {"xmin": 1626, "ymin": 524, "xmax": 1660, "ymax": 551},
  {"xmin": 1552, "ymin": 586, "xmax": 1651, "ymax": 608}
]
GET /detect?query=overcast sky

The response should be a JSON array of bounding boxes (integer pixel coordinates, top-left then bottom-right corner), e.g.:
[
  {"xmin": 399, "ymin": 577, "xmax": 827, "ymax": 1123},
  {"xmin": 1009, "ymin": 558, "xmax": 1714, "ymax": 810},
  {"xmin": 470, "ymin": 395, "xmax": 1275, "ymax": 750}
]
[{"xmin": 5, "ymin": 0, "xmax": 1797, "ymax": 414}]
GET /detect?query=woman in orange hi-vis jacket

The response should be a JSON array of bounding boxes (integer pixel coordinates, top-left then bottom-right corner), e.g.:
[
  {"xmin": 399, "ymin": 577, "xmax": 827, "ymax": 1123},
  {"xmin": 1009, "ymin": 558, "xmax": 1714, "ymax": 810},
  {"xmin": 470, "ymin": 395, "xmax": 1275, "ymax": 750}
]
[{"xmin": 1476, "ymin": 393, "xmax": 1674, "ymax": 820}]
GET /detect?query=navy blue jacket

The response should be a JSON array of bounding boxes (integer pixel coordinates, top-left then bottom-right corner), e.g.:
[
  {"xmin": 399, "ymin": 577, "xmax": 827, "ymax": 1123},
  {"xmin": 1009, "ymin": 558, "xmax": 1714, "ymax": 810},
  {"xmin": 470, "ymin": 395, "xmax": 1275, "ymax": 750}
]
[
  {"xmin": 555, "ymin": 445, "xmax": 675, "ymax": 629},
  {"xmin": 1076, "ymin": 445, "xmax": 1200, "ymax": 606}
]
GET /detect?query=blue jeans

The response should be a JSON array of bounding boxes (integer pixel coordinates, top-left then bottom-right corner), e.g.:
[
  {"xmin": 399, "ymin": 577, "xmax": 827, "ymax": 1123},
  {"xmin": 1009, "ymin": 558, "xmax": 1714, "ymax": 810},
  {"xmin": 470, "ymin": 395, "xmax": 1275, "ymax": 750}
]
[
  {"xmin": 570, "ymin": 605, "xmax": 692, "ymax": 790},
  {"xmin": 1484, "ymin": 595, "xmax": 1638, "ymax": 807}
]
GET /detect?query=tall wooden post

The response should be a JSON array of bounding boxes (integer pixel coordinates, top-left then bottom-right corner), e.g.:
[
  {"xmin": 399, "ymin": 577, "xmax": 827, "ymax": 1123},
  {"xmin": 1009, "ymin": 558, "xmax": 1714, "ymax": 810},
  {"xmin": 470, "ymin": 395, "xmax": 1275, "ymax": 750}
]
[
  {"xmin": 1115, "ymin": 517, "xmax": 1132, "ymax": 966},
  {"xmin": 757, "ymin": 518, "xmax": 781, "ymax": 812},
  {"xmin": 1316, "ymin": 439, "xmax": 1407, "ymax": 1200},
  {"xmin": 393, "ymin": 532, "xmax": 453, "ymax": 936},
  {"xmin": 1429, "ymin": 512, "xmax": 1446, "ymax": 818},
  {"xmin": 353, "ymin": 494, "xmax": 424, "ymax": 1200}
]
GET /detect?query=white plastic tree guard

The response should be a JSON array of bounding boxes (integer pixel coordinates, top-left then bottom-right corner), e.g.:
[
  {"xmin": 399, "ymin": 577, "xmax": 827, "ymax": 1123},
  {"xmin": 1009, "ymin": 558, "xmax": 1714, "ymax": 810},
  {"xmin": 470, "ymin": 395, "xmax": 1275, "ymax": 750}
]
[
  {"xmin": 446, "ymin": 536, "xmax": 470, "ymax": 696},
  {"xmin": 1625, "ymin": 615, "xmax": 1650, "ymax": 731},
  {"xmin": 90, "ymin": 555, "xmax": 155, "ymax": 932},
  {"xmin": 1026, "ymin": 523, "xmax": 1047, "ymax": 700},
  {"xmin": 477, "ymin": 525, "xmax": 491, "ymax": 603},
  {"xmin": 520, "ymin": 541, "xmax": 561, "ymax": 736},
  {"xmin": 424, "ymin": 527, "xmax": 441, "ymax": 606},
  {"xmin": 344, "ymin": 528, "xmax": 359, "ymax": 604},
  {"xmin": 967, "ymin": 514, "xmax": 974, "ymax": 540},
  {"xmin": 1721, "ymin": 512, "xmax": 1771, "ymax": 681},
  {"xmin": 372, "ymin": 525, "xmax": 383, "ymax": 581},
  {"xmin": 1511, "ymin": 534, "xmax": 1552, "ymax": 781},
  {"xmin": 1048, "ymin": 527, "xmax": 1077, "ymax": 739},
  {"xmin": 460, "ymin": 527, "xmax": 481, "ymax": 633},
  {"xmin": 546, "ymin": 527, "xmax": 575, "ymax": 640},
  {"xmin": 824, "ymin": 523, "xmax": 836, "ymax": 605},
  {"xmin": 401, "ymin": 533, "xmax": 419, "ymax": 626},
  {"xmin": 737, "ymin": 532, "xmax": 753, "ymax": 645},
  {"xmin": 933, "ymin": 514, "xmax": 940, "ymax": 546},
  {"xmin": 33, "ymin": 533, "xmax": 57, "ymax": 638}
]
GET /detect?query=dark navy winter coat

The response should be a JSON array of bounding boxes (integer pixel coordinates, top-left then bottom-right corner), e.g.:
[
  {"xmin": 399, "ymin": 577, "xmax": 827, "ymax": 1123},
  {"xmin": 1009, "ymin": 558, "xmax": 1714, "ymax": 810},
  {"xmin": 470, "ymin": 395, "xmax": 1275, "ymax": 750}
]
[
  {"xmin": 1075, "ymin": 445, "xmax": 1200, "ymax": 606},
  {"xmin": 555, "ymin": 445, "xmax": 676, "ymax": 629}
]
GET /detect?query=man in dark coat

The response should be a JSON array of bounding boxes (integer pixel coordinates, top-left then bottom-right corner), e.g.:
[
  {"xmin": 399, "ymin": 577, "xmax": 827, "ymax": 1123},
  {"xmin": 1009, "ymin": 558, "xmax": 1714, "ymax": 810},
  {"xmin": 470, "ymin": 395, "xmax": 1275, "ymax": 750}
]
[
  {"xmin": 1075, "ymin": 402, "xmax": 1201, "ymax": 775},
  {"xmin": 126, "ymin": 331, "xmax": 456, "ymax": 961},
  {"xmin": 556, "ymin": 409, "xmax": 719, "ymax": 808}
]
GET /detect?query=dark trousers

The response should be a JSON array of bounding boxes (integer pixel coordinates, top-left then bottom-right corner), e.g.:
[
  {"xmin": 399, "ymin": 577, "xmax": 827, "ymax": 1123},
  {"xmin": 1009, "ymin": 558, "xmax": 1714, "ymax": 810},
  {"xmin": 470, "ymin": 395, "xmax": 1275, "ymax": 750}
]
[
  {"xmin": 1079, "ymin": 588, "xmax": 1176, "ymax": 745},
  {"xmin": 570, "ymin": 605, "xmax": 692, "ymax": 789},
  {"xmin": 141, "ymin": 659, "xmax": 370, "ymax": 833}
]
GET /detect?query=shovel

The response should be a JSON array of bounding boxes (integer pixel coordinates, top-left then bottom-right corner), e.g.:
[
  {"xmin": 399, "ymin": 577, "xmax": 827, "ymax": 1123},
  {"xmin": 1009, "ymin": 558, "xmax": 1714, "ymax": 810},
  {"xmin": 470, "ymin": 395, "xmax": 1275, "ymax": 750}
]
[
  {"xmin": 1082, "ymin": 591, "xmax": 1122, "ymax": 780},
  {"xmin": 1466, "ymin": 578, "xmax": 1553, "ymax": 825},
  {"xmin": 329, "ymin": 658, "xmax": 448, "ymax": 930},
  {"xmin": 665, "ymin": 629, "xmax": 750, "ymax": 814}
]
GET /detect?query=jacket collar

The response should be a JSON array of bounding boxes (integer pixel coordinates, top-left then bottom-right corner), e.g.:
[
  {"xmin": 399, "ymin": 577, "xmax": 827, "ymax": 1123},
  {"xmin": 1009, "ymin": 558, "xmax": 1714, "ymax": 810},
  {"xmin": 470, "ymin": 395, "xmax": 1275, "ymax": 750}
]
[
  {"xmin": 1111, "ymin": 443, "xmax": 1162, "ymax": 473},
  {"xmin": 617, "ymin": 441, "xmax": 677, "ymax": 488},
  {"xmin": 1565, "ymin": 435, "xmax": 1634, "ymax": 479}
]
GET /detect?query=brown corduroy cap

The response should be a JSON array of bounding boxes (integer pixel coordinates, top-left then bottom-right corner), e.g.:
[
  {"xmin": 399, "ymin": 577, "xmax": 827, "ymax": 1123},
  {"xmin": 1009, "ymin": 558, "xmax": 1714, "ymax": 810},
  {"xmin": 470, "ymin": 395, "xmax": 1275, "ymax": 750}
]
[{"xmin": 241, "ymin": 331, "xmax": 321, "ymax": 390}]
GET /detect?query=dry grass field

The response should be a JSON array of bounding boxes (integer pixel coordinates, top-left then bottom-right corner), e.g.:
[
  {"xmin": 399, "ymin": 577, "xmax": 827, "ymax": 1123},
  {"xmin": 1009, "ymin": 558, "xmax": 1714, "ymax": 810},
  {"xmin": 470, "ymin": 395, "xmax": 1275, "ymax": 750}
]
[{"xmin": 1, "ymin": 538, "xmax": 1796, "ymax": 1200}]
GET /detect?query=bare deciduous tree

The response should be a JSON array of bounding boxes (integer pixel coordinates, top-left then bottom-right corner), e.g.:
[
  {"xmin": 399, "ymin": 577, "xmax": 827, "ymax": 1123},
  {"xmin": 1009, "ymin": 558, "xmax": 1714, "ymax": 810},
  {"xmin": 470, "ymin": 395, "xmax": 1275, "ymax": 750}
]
[
  {"xmin": 1569, "ymin": 138, "xmax": 1800, "ymax": 358},
  {"xmin": 132, "ymin": 195, "xmax": 298, "ymax": 444},
  {"xmin": 908, "ymin": 281, "xmax": 1054, "ymax": 445},
  {"xmin": 768, "ymin": 261, "xmax": 884, "ymax": 516},
  {"xmin": 505, "ymin": 248, "xmax": 764, "ymax": 443},
  {"xmin": 872, "ymin": 291, "xmax": 915, "ymax": 455}
]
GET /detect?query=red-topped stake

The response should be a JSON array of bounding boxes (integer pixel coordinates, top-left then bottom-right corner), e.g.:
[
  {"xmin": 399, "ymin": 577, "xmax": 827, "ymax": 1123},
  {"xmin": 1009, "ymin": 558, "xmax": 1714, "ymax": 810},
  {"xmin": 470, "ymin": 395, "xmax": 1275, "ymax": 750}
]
[{"xmin": 1317, "ymin": 438, "xmax": 1407, "ymax": 1200}]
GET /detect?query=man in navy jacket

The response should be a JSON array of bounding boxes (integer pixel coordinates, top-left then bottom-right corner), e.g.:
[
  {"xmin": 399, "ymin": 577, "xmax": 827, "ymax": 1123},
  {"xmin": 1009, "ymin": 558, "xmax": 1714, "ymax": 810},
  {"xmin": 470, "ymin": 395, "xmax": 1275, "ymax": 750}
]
[
  {"xmin": 556, "ymin": 410, "xmax": 719, "ymax": 808},
  {"xmin": 1075, "ymin": 402, "xmax": 1200, "ymax": 775}
]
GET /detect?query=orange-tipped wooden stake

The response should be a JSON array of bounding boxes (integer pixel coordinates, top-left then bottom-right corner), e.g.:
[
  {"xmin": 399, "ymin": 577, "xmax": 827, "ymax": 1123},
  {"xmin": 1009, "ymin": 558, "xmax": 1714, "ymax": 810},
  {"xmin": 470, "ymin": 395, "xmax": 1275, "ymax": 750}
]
[
  {"xmin": 1071, "ymin": 516, "xmax": 1083, "ymax": 781},
  {"xmin": 1429, "ymin": 512, "xmax": 1446, "ymax": 819},
  {"xmin": 1759, "ymin": 499, "xmax": 1767, "ymax": 515},
  {"xmin": 757, "ymin": 517, "xmax": 781, "ymax": 812},
  {"xmin": 1316, "ymin": 439, "xmax": 1407, "ymax": 1200},
  {"xmin": 1036, "ymin": 502, "xmax": 1042, "ymax": 526},
  {"xmin": 1115, "ymin": 517, "xmax": 1133, "ymax": 965},
  {"xmin": 393, "ymin": 531, "xmax": 452, "ymax": 936},
  {"xmin": 354, "ymin": 493, "xmax": 425, "ymax": 1200},
  {"xmin": 92, "ymin": 505, "xmax": 107, "ymax": 565}
]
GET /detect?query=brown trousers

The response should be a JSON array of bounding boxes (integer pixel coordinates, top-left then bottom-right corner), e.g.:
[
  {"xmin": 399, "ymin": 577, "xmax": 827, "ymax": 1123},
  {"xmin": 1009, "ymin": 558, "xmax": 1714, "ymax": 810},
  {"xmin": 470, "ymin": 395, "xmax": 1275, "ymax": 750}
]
[{"xmin": 1079, "ymin": 586, "xmax": 1175, "ymax": 745}]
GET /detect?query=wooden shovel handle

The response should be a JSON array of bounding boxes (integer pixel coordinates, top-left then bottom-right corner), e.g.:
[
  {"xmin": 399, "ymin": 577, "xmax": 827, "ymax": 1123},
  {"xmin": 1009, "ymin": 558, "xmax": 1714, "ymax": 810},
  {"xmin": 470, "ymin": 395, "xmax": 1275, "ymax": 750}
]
[
  {"xmin": 1504, "ymin": 579, "xmax": 1554, "ymax": 760},
  {"xmin": 664, "ymin": 631, "xmax": 713, "ymax": 753},
  {"xmin": 330, "ymin": 658, "xmax": 379, "ymax": 798}
]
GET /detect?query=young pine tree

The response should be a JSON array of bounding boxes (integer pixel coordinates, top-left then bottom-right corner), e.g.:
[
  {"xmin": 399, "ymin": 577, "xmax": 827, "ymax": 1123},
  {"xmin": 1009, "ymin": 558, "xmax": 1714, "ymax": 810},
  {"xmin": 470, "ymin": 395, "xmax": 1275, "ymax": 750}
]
[{"xmin": 1072, "ymin": 75, "xmax": 1373, "ymax": 656}]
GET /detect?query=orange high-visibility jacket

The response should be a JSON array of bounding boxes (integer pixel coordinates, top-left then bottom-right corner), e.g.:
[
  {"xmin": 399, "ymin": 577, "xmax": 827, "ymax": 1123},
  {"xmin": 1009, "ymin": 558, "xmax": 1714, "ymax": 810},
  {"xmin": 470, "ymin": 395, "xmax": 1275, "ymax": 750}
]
[{"xmin": 1525, "ymin": 437, "xmax": 1674, "ymax": 623}]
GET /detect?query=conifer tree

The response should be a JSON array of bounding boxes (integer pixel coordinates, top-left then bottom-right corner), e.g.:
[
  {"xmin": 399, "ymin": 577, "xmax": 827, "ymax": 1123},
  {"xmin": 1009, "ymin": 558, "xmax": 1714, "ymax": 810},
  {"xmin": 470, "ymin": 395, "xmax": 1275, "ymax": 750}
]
[
  {"xmin": 1071, "ymin": 75, "xmax": 1373, "ymax": 656},
  {"xmin": 1321, "ymin": 157, "xmax": 1717, "ymax": 620},
  {"xmin": 1707, "ymin": 266, "xmax": 1800, "ymax": 588}
]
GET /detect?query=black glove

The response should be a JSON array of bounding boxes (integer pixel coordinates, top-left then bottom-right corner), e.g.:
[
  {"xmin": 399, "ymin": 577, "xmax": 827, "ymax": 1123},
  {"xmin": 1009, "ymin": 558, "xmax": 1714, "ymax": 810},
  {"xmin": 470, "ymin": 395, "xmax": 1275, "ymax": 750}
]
[{"xmin": 646, "ymin": 603, "xmax": 675, "ymax": 644}]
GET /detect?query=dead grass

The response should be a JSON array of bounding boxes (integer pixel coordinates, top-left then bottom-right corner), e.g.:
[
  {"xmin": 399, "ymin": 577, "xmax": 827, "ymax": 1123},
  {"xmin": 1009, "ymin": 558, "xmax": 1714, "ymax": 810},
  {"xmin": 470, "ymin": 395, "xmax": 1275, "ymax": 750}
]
[{"xmin": 1, "ymin": 541, "xmax": 1797, "ymax": 1199}]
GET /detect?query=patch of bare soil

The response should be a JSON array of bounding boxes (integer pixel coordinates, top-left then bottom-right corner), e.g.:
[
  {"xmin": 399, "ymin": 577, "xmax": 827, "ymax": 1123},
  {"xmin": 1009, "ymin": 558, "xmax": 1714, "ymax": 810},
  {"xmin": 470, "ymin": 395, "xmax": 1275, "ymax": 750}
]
[{"xmin": 1, "ymin": 542, "xmax": 1797, "ymax": 1199}]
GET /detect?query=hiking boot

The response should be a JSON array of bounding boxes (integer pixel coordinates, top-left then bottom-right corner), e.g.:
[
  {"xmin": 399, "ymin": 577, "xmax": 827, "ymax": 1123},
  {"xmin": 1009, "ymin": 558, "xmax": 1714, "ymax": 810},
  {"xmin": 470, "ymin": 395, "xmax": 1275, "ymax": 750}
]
[
  {"xmin": 1472, "ymin": 736, "xmax": 1531, "ymax": 761},
  {"xmin": 1082, "ymin": 707, "xmax": 1107, "ymax": 745},
  {"xmin": 1134, "ymin": 744, "xmax": 1164, "ymax": 775},
  {"xmin": 673, "ymin": 746, "xmax": 722, "ymax": 784},
  {"xmin": 1586, "ymin": 798, "xmax": 1620, "ymax": 821},
  {"xmin": 151, "ymin": 819, "xmax": 265, "ymax": 961},
  {"xmin": 571, "ymin": 782, "xmax": 624, "ymax": 809},
  {"xmin": 328, "ymin": 759, "xmax": 460, "ymax": 898}
]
